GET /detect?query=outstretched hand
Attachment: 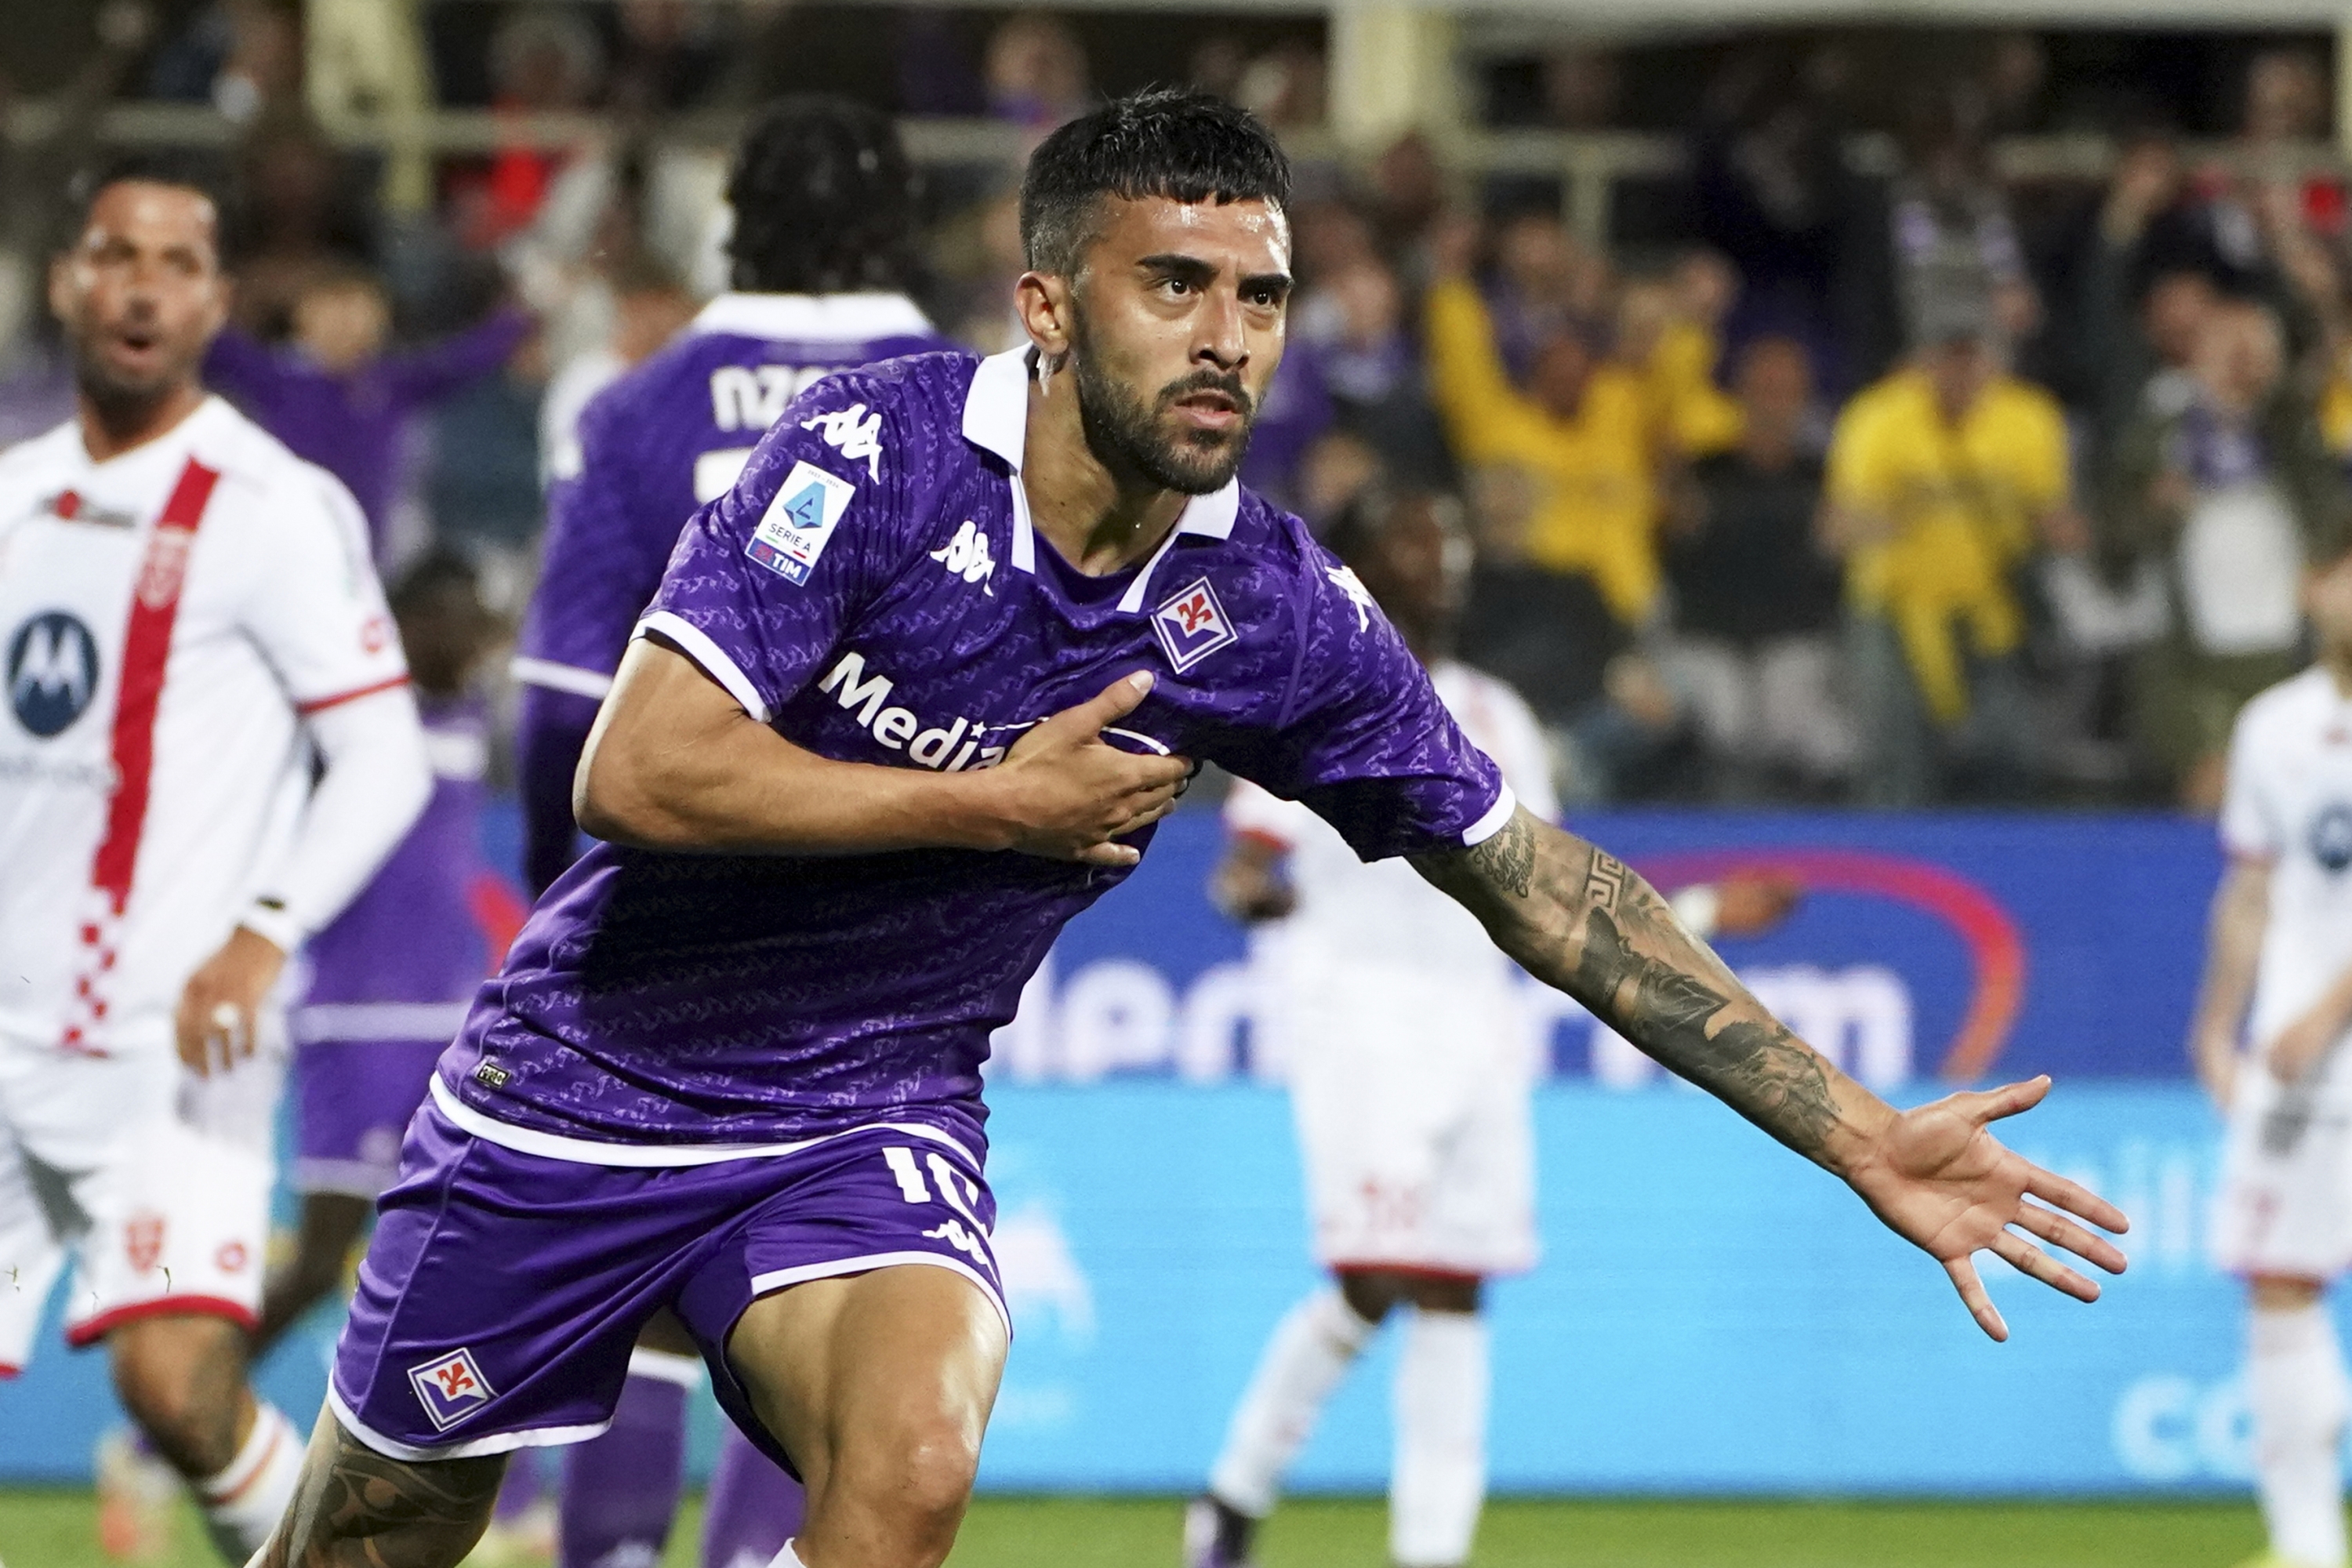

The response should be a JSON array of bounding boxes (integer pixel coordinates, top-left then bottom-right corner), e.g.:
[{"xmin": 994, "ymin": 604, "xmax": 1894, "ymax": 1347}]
[
  {"xmin": 1842, "ymin": 1076, "xmax": 2129, "ymax": 1341},
  {"xmin": 992, "ymin": 672, "xmax": 1193, "ymax": 868}
]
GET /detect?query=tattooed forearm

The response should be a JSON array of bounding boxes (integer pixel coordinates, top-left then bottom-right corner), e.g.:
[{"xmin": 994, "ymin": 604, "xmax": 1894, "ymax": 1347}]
[
  {"xmin": 256, "ymin": 1415, "xmax": 503, "ymax": 1567},
  {"xmin": 1416, "ymin": 808, "xmax": 1851, "ymax": 1167},
  {"xmin": 1582, "ymin": 848, "xmax": 1628, "ymax": 912},
  {"xmin": 1571, "ymin": 901, "xmax": 1843, "ymax": 1161}
]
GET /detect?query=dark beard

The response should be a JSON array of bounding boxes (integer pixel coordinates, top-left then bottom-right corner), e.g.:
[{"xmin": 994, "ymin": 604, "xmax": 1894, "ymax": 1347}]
[{"xmin": 1067, "ymin": 321, "xmax": 1255, "ymax": 497}]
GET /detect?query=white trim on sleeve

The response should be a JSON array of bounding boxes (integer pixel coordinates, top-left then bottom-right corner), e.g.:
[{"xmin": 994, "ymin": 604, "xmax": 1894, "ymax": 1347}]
[
  {"xmin": 511, "ymin": 656, "xmax": 615, "ymax": 700},
  {"xmin": 633, "ymin": 611, "xmax": 772, "ymax": 724},
  {"xmin": 1461, "ymin": 784, "xmax": 1519, "ymax": 848}
]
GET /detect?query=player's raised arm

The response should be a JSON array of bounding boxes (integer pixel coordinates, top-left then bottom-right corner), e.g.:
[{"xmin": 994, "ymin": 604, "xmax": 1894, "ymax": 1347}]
[
  {"xmin": 576, "ymin": 641, "xmax": 1190, "ymax": 866},
  {"xmin": 1410, "ymin": 808, "xmax": 2129, "ymax": 1341}
]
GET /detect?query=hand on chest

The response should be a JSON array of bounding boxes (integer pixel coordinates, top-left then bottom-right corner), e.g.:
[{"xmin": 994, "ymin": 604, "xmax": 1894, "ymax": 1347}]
[{"xmin": 787, "ymin": 510, "xmax": 1287, "ymax": 773}]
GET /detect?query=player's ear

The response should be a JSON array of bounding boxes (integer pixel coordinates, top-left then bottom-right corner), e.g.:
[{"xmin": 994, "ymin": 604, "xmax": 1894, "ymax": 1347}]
[{"xmin": 1014, "ymin": 270, "xmax": 1075, "ymax": 362}]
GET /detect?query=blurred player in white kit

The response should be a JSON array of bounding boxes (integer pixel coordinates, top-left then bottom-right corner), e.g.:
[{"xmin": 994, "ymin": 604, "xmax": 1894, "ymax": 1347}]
[
  {"xmin": 0, "ymin": 154, "xmax": 430, "ymax": 1562},
  {"xmin": 2196, "ymin": 537, "xmax": 2352, "ymax": 1568},
  {"xmin": 1189, "ymin": 488, "xmax": 1794, "ymax": 1568}
]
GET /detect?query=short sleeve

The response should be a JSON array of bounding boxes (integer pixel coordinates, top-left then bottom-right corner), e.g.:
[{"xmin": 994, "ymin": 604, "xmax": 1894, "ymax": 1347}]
[
  {"xmin": 1235, "ymin": 540, "xmax": 1510, "ymax": 861},
  {"xmin": 637, "ymin": 377, "xmax": 913, "ymax": 724},
  {"xmin": 241, "ymin": 468, "xmax": 408, "ymax": 712},
  {"xmin": 517, "ymin": 392, "xmax": 673, "ymax": 696},
  {"xmin": 2219, "ymin": 703, "xmax": 2281, "ymax": 861}
]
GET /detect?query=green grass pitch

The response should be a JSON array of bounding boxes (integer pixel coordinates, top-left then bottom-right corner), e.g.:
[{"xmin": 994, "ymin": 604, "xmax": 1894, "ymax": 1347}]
[{"xmin": 0, "ymin": 1491, "xmax": 2269, "ymax": 1567}]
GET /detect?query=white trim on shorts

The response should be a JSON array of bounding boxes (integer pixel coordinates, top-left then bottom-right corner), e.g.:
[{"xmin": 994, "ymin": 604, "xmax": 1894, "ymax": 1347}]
[
  {"xmin": 293, "ymin": 1002, "xmax": 470, "ymax": 1045},
  {"xmin": 426, "ymin": 1076, "xmax": 981, "ymax": 1171},
  {"xmin": 748, "ymin": 1251, "xmax": 1011, "ymax": 1342},
  {"xmin": 328, "ymin": 1383, "xmax": 612, "ymax": 1462}
]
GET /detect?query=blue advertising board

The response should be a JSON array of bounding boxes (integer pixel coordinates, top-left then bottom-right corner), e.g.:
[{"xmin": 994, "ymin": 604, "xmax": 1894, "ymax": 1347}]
[{"xmin": 0, "ymin": 808, "xmax": 2265, "ymax": 1493}]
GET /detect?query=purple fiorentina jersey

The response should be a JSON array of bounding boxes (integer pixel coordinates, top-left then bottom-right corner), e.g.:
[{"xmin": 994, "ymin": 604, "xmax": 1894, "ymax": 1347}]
[
  {"xmin": 513, "ymin": 293, "xmax": 953, "ymax": 702},
  {"xmin": 441, "ymin": 348, "xmax": 1512, "ymax": 1152},
  {"xmin": 298, "ymin": 696, "xmax": 490, "ymax": 1025}
]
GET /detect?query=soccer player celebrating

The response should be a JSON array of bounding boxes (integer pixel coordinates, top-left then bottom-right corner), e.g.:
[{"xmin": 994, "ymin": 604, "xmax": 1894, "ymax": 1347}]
[
  {"xmin": 510, "ymin": 95, "xmax": 956, "ymax": 1568},
  {"xmin": 2196, "ymin": 538, "xmax": 2352, "ymax": 1568},
  {"xmin": 0, "ymin": 155, "xmax": 430, "ymax": 1561},
  {"xmin": 260, "ymin": 92, "xmax": 2125, "ymax": 1568},
  {"xmin": 1191, "ymin": 488, "xmax": 1795, "ymax": 1568}
]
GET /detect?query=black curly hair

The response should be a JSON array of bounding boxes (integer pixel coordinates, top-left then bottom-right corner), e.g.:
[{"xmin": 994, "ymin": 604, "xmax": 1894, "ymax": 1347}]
[
  {"xmin": 725, "ymin": 96, "xmax": 920, "ymax": 295},
  {"xmin": 1019, "ymin": 87, "xmax": 1290, "ymax": 278}
]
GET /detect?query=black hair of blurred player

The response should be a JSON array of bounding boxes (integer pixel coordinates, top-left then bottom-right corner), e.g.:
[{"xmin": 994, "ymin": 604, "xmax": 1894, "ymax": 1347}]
[
  {"xmin": 725, "ymin": 96, "xmax": 922, "ymax": 296},
  {"xmin": 387, "ymin": 549, "xmax": 504, "ymax": 702},
  {"xmin": 1318, "ymin": 488, "xmax": 1472, "ymax": 667},
  {"xmin": 64, "ymin": 148, "xmax": 240, "ymax": 251}
]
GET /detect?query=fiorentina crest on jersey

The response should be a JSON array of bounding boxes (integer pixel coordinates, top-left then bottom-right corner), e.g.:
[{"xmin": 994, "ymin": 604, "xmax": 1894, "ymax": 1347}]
[
  {"xmin": 747, "ymin": 460, "xmax": 858, "ymax": 586},
  {"xmin": 408, "ymin": 1348, "xmax": 496, "ymax": 1430},
  {"xmin": 1152, "ymin": 576, "xmax": 1236, "ymax": 673}
]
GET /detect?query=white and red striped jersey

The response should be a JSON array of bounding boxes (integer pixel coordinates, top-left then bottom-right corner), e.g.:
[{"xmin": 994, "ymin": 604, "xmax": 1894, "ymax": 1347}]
[
  {"xmin": 1224, "ymin": 660, "xmax": 1558, "ymax": 982},
  {"xmin": 0, "ymin": 397, "xmax": 408, "ymax": 1059}
]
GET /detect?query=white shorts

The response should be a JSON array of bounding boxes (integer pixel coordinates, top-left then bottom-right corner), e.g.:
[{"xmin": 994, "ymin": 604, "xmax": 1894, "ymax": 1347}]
[
  {"xmin": 0, "ymin": 1036, "xmax": 281, "ymax": 1375},
  {"xmin": 1278, "ymin": 957, "xmax": 1538, "ymax": 1278},
  {"xmin": 2210, "ymin": 1063, "xmax": 2352, "ymax": 1281}
]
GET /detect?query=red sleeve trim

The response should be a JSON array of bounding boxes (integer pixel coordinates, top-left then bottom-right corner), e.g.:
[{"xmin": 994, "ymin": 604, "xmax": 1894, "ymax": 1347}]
[
  {"xmin": 1229, "ymin": 827, "xmax": 1294, "ymax": 854},
  {"xmin": 0, "ymin": 1363, "xmax": 19, "ymax": 1379},
  {"xmin": 66, "ymin": 1294, "xmax": 259, "ymax": 1348},
  {"xmin": 296, "ymin": 673, "xmax": 411, "ymax": 716}
]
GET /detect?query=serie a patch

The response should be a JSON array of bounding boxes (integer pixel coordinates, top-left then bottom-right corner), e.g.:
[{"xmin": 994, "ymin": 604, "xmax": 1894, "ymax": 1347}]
[{"xmin": 746, "ymin": 461, "xmax": 857, "ymax": 586}]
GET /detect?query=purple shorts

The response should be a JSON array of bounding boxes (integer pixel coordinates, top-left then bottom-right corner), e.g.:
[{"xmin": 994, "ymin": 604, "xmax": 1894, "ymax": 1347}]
[
  {"xmin": 292, "ymin": 1038, "xmax": 448, "ymax": 1197},
  {"xmin": 328, "ymin": 1095, "xmax": 1002, "ymax": 1472}
]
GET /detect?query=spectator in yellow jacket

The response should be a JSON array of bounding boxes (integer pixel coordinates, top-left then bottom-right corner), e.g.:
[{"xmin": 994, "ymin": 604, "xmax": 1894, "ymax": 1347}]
[
  {"xmin": 1425, "ymin": 233, "xmax": 1661, "ymax": 626},
  {"xmin": 1822, "ymin": 285, "xmax": 2082, "ymax": 804}
]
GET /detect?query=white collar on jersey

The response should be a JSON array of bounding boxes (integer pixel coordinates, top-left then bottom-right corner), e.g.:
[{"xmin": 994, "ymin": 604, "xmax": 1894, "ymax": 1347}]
[
  {"xmin": 689, "ymin": 292, "xmax": 933, "ymax": 343},
  {"xmin": 959, "ymin": 345, "xmax": 1241, "ymax": 614}
]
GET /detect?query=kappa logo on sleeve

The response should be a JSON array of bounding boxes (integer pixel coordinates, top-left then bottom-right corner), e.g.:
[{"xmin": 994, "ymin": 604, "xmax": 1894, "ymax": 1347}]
[
  {"xmin": 800, "ymin": 403, "xmax": 886, "ymax": 479},
  {"xmin": 1152, "ymin": 577, "xmax": 1238, "ymax": 673},
  {"xmin": 408, "ymin": 1348, "xmax": 496, "ymax": 1430},
  {"xmin": 747, "ymin": 460, "xmax": 858, "ymax": 586},
  {"xmin": 1324, "ymin": 564, "xmax": 1378, "ymax": 633}
]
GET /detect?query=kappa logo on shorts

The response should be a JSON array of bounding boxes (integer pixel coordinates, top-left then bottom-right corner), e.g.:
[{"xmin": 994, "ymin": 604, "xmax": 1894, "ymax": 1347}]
[
  {"xmin": 408, "ymin": 1348, "xmax": 496, "ymax": 1430},
  {"xmin": 1152, "ymin": 577, "xmax": 1236, "ymax": 673}
]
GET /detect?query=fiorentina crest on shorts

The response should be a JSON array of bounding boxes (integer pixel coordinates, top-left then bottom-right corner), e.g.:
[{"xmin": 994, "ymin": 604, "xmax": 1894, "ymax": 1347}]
[
  {"xmin": 1152, "ymin": 576, "xmax": 1236, "ymax": 673},
  {"xmin": 408, "ymin": 1348, "xmax": 495, "ymax": 1430}
]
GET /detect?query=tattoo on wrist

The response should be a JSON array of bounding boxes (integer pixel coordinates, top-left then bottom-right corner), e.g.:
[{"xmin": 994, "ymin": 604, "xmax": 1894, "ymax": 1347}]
[
  {"xmin": 1464, "ymin": 811, "xmax": 1536, "ymax": 898},
  {"xmin": 1573, "ymin": 902, "xmax": 1842, "ymax": 1160}
]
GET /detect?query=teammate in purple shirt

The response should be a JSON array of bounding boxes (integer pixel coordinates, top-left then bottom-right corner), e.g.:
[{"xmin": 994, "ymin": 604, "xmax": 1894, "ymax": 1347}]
[
  {"xmin": 514, "ymin": 96, "xmax": 954, "ymax": 900},
  {"xmin": 509, "ymin": 96, "xmax": 949, "ymax": 1568},
  {"xmin": 261, "ymin": 93, "xmax": 2130, "ymax": 1568}
]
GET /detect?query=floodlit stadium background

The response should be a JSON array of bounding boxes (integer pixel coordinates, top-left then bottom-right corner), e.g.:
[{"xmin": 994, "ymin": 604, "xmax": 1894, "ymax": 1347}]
[{"xmin": 8, "ymin": 0, "xmax": 2352, "ymax": 1562}]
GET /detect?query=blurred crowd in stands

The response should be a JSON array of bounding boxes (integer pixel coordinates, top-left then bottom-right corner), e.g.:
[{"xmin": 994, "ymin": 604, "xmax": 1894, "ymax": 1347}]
[{"xmin": 6, "ymin": 3, "xmax": 2352, "ymax": 812}]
